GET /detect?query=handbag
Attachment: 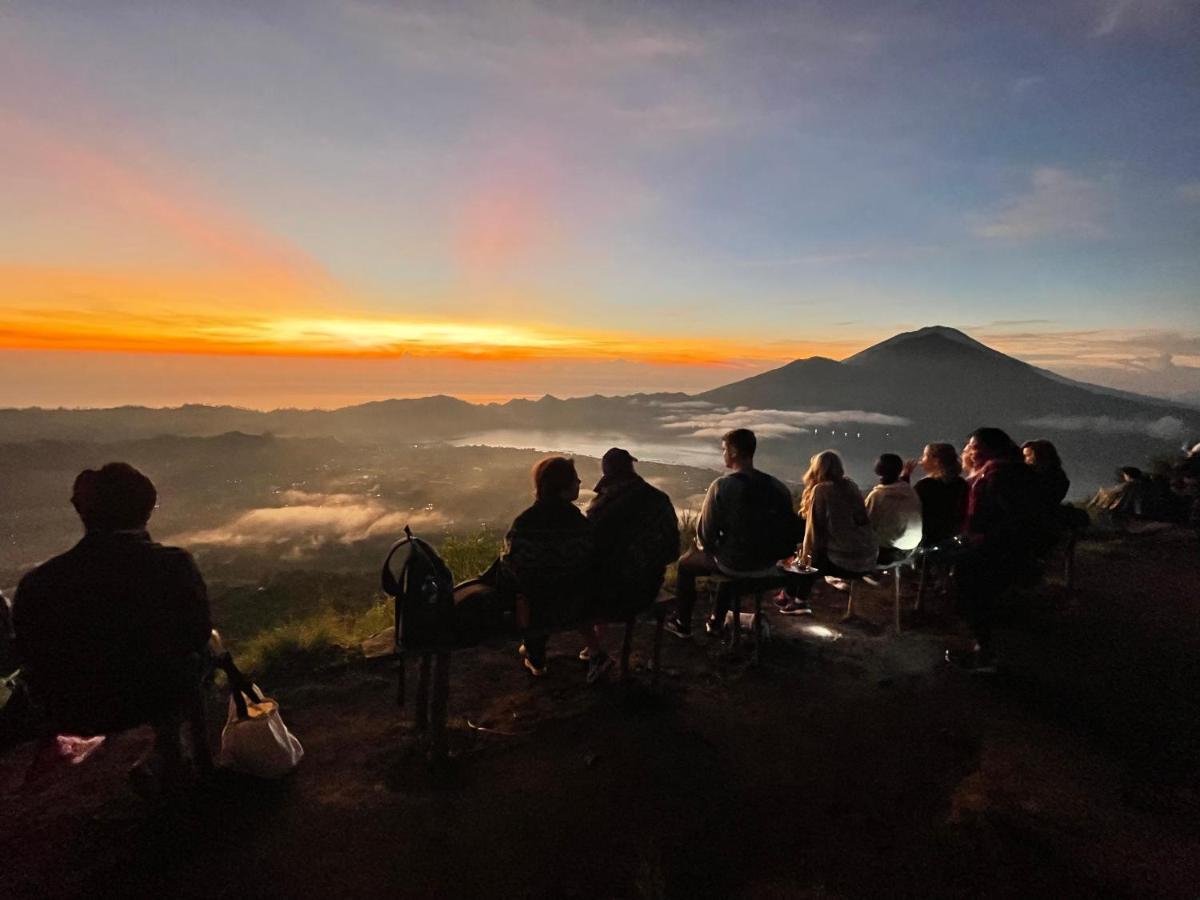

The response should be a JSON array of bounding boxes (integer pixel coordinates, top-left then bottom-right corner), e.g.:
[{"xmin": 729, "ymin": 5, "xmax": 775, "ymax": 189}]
[{"xmin": 216, "ymin": 656, "xmax": 303, "ymax": 778}]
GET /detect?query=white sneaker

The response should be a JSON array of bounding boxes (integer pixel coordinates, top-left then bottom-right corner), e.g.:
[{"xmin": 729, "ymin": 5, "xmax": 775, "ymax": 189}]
[
  {"xmin": 578, "ymin": 646, "xmax": 592, "ymax": 661},
  {"xmin": 824, "ymin": 576, "xmax": 850, "ymax": 592}
]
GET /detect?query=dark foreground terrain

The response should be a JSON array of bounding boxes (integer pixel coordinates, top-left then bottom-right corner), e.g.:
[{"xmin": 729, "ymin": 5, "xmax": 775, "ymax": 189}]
[{"xmin": 3, "ymin": 528, "xmax": 1199, "ymax": 899}]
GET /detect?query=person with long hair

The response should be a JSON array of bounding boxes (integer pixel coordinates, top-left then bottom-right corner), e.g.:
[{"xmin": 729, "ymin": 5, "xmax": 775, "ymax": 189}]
[
  {"xmin": 952, "ymin": 427, "xmax": 1044, "ymax": 672},
  {"xmin": 1021, "ymin": 439, "xmax": 1070, "ymax": 508},
  {"xmin": 777, "ymin": 450, "xmax": 876, "ymax": 620},
  {"xmin": 502, "ymin": 456, "xmax": 594, "ymax": 677},
  {"xmin": 905, "ymin": 442, "xmax": 969, "ymax": 546}
]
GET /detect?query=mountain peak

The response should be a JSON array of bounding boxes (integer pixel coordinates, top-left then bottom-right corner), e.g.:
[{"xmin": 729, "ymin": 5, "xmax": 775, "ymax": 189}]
[{"xmin": 843, "ymin": 325, "xmax": 1004, "ymax": 366}]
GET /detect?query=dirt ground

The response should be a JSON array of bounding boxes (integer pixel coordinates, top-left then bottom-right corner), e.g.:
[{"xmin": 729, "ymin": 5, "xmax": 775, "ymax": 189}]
[{"xmin": 3, "ymin": 529, "xmax": 1199, "ymax": 899}]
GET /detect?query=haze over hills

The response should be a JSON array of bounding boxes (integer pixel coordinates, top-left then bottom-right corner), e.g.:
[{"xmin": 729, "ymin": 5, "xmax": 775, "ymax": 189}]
[{"xmin": 2, "ymin": 327, "xmax": 1196, "ymax": 491}]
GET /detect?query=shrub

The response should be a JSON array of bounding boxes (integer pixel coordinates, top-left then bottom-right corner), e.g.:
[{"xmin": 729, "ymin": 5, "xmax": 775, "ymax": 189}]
[
  {"xmin": 439, "ymin": 530, "xmax": 503, "ymax": 580},
  {"xmin": 235, "ymin": 610, "xmax": 355, "ymax": 683}
]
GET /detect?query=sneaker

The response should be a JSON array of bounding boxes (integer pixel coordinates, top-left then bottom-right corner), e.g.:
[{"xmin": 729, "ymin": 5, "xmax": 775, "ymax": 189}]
[
  {"xmin": 777, "ymin": 600, "xmax": 813, "ymax": 616},
  {"xmin": 825, "ymin": 576, "xmax": 850, "ymax": 592},
  {"xmin": 519, "ymin": 643, "xmax": 548, "ymax": 677},
  {"xmin": 772, "ymin": 590, "xmax": 792, "ymax": 610},
  {"xmin": 578, "ymin": 646, "xmax": 592, "ymax": 662},
  {"xmin": 586, "ymin": 652, "xmax": 615, "ymax": 685},
  {"xmin": 663, "ymin": 615, "xmax": 692, "ymax": 640},
  {"xmin": 862, "ymin": 574, "xmax": 884, "ymax": 587}
]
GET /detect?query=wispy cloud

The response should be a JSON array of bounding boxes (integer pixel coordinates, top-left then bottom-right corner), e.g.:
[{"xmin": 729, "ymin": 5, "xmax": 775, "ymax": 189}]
[
  {"xmin": 974, "ymin": 167, "xmax": 1110, "ymax": 240},
  {"xmin": 658, "ymin": 407, "xmax": 911, "ymax": 440},
  {"xmin": 1022, "ymin": 414, "xmax": 1186, "ymax": 440},
  {"xmin": 172, "ymin": 490, "xmax": 446, "ymax": 549}
]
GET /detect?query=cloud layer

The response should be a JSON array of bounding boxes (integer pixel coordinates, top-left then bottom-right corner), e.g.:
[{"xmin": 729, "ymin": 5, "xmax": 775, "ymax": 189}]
[
  {"xmin": 172, "ymin": 490, "xmax": 445, "ymax": 548},
  {"xmin": 657, "ymin": 405, "xmax": 912, "ymax": 440},
  {"xmin": 1021, "ymin": 414, "xmax": 1187, "ymax": 440}
]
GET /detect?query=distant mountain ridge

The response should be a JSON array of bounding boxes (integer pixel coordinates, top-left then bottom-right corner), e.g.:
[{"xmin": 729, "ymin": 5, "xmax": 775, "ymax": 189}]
[{"xmin": 1, "ymin": 327, "xmax": 1195, "ymax": 457}]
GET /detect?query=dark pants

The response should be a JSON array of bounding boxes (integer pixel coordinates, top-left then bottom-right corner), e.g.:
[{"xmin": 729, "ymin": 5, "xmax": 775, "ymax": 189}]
[
  {"xmin": 955, "ymin": 551, "xmax": 1009, "ymax": 656},
  {"xmin": 786, "ymin": 551, "xmax": 867, "ymax": 601},
  {"xmin": 674, "ymin": 547, "xmax": 722, "ymax": 626}
]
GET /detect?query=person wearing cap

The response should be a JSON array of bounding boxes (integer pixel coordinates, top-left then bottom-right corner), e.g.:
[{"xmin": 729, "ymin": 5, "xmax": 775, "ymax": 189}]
[
  {"xmin": 582, "ymin": 448, "xmax": 679, "ymax": 681},
  {"xmin": 13, "ymin": 462, "xmax": 214, "ymax": 789}
]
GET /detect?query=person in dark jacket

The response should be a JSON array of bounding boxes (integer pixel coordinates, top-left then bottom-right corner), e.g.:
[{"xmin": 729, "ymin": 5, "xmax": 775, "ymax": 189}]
[
  {"xmin": 501, "ymin": 456, "xmax": 594, "ymax": 677},
  {"xmin": 952, "ymin": 428, "xmax": 1044, "ymax": 672},
  {"xmin": 1022, "ymin": 439, "xmax": 1070, "ymax": 508},
  {"xmin": 13, "ymin": 462, "xmax": 213, "ymax": 784},
  {"xmin": 583, "ymin": 448, "xmax": 679, "ymax": 680}
]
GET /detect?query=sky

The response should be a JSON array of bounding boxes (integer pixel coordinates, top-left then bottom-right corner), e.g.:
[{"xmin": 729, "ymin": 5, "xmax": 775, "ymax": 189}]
[{"xmin": 1, "ymin": 0, "xmax": 1198, "ymax": 409}]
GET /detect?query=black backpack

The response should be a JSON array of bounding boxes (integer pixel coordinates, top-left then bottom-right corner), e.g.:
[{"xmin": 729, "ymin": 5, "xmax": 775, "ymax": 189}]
[{"xmin": 380, "ymin": 526, "xmax": 456, "ymax": 653}]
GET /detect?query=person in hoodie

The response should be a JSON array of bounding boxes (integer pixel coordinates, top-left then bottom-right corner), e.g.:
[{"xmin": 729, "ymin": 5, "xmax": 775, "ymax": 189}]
[
  {"xmin": 501, "ymin": 456, "xmax": 595, "ymax": 678},
  {"xmin": 581, "ymin": 448, "xmax": 679, "ymax": 681},
  {"xmin": 865, "ymin": 453, "xmax": 923, "ymax": 563}
]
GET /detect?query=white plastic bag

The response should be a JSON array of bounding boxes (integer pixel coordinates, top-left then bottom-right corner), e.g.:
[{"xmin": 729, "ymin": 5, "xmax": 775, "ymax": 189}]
[{"xmin": 218, "ymin": 683, "xmax": 304, "ymax": 778}]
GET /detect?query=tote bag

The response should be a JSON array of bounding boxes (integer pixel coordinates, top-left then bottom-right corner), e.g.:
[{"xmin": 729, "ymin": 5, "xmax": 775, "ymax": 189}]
[{"xmin": 218, "ymin": 680, "xmax": 304, "ymax": 778}]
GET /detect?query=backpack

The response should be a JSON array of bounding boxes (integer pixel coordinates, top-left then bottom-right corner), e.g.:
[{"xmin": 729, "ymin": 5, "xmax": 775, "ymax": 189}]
[
  {"xmin": 733, "ymin": 471, "xmax": 803, "ymax": 563},
  {"xmin": 380, "ymin": 526, "xmax": 456, "ymax": 653}
]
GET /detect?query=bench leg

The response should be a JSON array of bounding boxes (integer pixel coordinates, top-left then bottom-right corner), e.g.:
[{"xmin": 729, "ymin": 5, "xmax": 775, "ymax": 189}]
[
  {"xmin": 894, "ymin": 566, "xmax": 903, "ymax": 635},
  {"xmin": 752, "ymin": 592, "xmax": 763, "ymax": 666},
  {"xmin": 844, "ymin": 581, "xmax": 856, "ymax": 619},
  {"xmin": 651, "ymin": 613, "xmax": 665, "ymax": 689},
  {"xmin": 915, "ymin": 555, "xmax": 927, "ymax": 611},
  {"xmin": 730, "ymin": 590, "xmax": 742, "ymax": 650},
  {"xmin": 430, "ymin": 651, "xmax": 450, "ymax": 761},
  {"xmin": 1064, "ymin": 536, "xmax": 1077, "ymax": 601},
  {"xmin": 620, "ymin": 618, "xmax": 635, "ymax": 680},
  {"xmin": 415, "ymin": 653, "xmax": 432, "ymax": 732}
]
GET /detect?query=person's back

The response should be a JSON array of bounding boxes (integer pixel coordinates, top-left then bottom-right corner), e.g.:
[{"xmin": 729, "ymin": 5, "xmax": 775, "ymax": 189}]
[
  {"xmin": 968, "ymin": 456, "xmax": 1047, "ymax": 562},
  {"xmin": 806, "ymin": 479, "xmax": 878, "ymax": 572},
  {"xmin": 865, "ymin": 455, "xmax": 922, "ymax": 553},
  {"xmin": 699, "ymin": 468, "xmax": 797, "ymax": 572},
  {"xmin": 915, "ymin": 475, "xmax": 969, "ymax": 545},
  {"xmin": 13, "ymin": 464, "xmax": 211, "ymax": 734},
  {"xmin": 587, "ymin": 473, "xmax": 678, "ymax": 615}
]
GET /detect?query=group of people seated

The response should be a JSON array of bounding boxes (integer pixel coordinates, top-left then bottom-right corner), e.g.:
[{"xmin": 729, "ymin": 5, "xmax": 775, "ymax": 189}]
[
  {"xmin": 499, "ymin": 425, "xmax": 1076, "ymax": 678},
  {"xmin": 1086, "ymin": 442, "xmax": 1200, "ymax": 527},
  {"xmin": 0, "ymin": 423, "xmax": 1091, "ymax": 791}
]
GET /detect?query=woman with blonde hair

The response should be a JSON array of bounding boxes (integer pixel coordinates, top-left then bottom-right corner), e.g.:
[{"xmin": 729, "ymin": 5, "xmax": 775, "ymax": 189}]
[{"xmin": 778, "ymin": 450, "xmax": 877, "ymax": 619}]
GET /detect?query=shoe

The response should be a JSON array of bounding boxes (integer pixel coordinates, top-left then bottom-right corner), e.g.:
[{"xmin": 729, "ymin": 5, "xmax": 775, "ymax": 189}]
[
  {"xmin": 586, "ymin": 652, "xmax": 615, "ymax": 685},
  {"xmin": 663, "ymin": 615, "xmax": 692, "ymax": 640},
  {"xmin": 578, "ymin": 646, "xmax": 592, "ymax": 662},
  {"xmin": 772, "ymin": 589, "xmax": 791, "ymax": 609},
  {"xmin": 862, "ymin": 574, "xmax": 884, "ymax": 587},
  {"xmin": 825, "ymin": 576, "xmax": 850, "ymax": 592},
  {"xmin": 777, "ymin": 600, "xmax": 813, "ymax": 616},
  {"xmin": 519, "ymin": 643, "xmax": 548, "ymax": 677}
]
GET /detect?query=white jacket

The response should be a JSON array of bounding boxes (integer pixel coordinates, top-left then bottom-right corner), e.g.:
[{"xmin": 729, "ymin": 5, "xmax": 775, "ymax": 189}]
[{"xmin": 865, "ymin": 481, "xmax": 923, "ymax": 551}]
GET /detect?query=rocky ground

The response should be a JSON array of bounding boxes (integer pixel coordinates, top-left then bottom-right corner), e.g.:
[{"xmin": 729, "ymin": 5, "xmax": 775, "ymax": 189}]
[{"xmin": 3, "ymin": 528, "xmax": 1199, "ymax": 899}]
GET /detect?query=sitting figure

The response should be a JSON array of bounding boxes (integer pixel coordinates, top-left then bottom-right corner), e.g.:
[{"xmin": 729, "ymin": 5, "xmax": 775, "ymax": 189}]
[
  {"xmin": 865, "ymin": 453, "xmax": 923, "ymax": 564},
  {"xmin": 1087, "ymin": 466, "xmax": 1150, "ymax": 522},
  {"xmin": 665, "ymin": 428, "xmax": 799, "ymax": 638},
  {"xmin": 501, "ymin": 456, "xmax": 594, "ymax": 677},
  {"xmin": 952, "ymin": 428, "xmax": 1044, "ymax": 672},
  {"xmin": 583, "ymin": 448, "xmax": 679, "ymax": 681},
  {"xmin": 777, "ymin": 450, "xmax": 878, "ymax": 619},
  {"xmin": 1022, "ymin": 439, "xmax": 1070, "ymax": 509},
  {"xmin": 13, "ymin": 463, "xmax": 214, "ymax": 789},
  {"xmin": 905, "ymin": 442, "xmax": 968, "ymax": 547}
]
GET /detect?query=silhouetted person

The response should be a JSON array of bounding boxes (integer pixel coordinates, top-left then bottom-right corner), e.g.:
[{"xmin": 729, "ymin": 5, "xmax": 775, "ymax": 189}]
[
  {"xmin": 501, "ymin": 456, "xmax": 594, "ymax": 676},
  {"xmin": 903, "ymin": 442, "xmax": 968, "ymax": 546},
  {"xmin": 583, "ymin": 448, "xmax": 678, "ymax": 682},
  {"xmin": 666, "ymin": 429, "xmax": 798, "ymax": 638},
  {"xmin": 952, "ymin": 428, "xmax": 1043, "ymax": 672},
  {"xmin": 865, "ymin": 453, "xmax": 922, "ymax": 563},
  {"xmin": 777, "ymin": 450, "xmax": 877, "ymax": 618},
  {"xmin": 1022, "ymin": 439, "xmax": 1070, "ymax": 507},
  {"xmin": 13, "ymin": 463, "xmax": 213, "ymax": 787},
  {"xmin": 1087, "ymin": 466, "xmax": 1150, "ymax": 521}
]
